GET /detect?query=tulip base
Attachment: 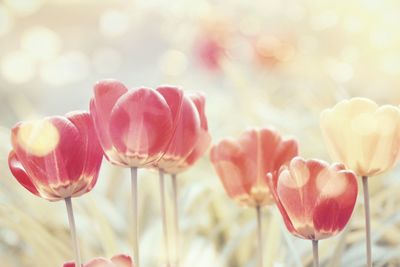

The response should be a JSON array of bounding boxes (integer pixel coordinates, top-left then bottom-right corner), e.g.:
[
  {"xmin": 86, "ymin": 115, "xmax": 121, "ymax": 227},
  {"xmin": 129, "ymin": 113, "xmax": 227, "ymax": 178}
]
[
  {"xmin": 65, "ymin": 197, "xmax": 82, "ymax": 267},
  {"xmin": 256, "ymin": 206, "xmax": 263, "ymax": 267},
  {"xmin": 171, "ymin": 174, "xmax": 180, "ymax": 267},
  {"xmin": 131, "ymin": 167, "xmax": 140, "ymax": 267},
  {"xmin": 362, "ymin": 176, "xmax": 372, "ymax": 267},
  {"xmin": 159, "ymin": 170, "xmax": 171, "ymax": 266},
  {"xmin": 312, "ymin": 240, "xmax": 319, "ymax": 267}
]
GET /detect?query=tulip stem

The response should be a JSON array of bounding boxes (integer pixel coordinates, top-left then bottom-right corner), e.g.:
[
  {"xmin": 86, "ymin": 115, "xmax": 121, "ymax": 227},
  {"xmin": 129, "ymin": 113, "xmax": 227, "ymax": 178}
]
[
  {"xmin": 65, "ymin": 197, "xmax": 82, "ymax": 267},
  {"xmin": 312, "ymin": 240, "xmax": 319, "ymax": 267},
  {"xmin": 171, "ymin": 174, "xmax": 180, "ymax": 267},
  {"xmin": 131, "ymin": 167, "xmax": 140, "ymax": 267},
  {"xmin": 256, "ymin": 205, "xmax": 263, "ymax": 267},
  {"xmin": 362, "ymin": 176, "xmax": 372, "ymax": 267},
  {"xmin": 159, "ymin": 170, "xmax": 171, "ymax": 266}
]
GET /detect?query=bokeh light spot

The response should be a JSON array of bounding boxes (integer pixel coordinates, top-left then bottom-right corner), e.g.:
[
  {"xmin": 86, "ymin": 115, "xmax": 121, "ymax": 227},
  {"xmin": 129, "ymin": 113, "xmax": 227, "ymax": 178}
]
[
  {"xmin": 21, "ymin": 26, "xmax": 61, "ymax": 61},
  {"xmin": 92, "ymin": 47, "xmax": 122, "ymax": 74},
  {"xmin": 99, "ymin": 10, "xmax": 131, "ymax": 38},
  {"xmin": 1, "ymin": 51, "xmax": 35, "ymax": 84},
  {"xmin": 18, "ymin": 119, "xmax": 60, "ymax": 157},
  {"xmin": 159, "ymin": 49, "xmax": 188, "ymax": 76}
]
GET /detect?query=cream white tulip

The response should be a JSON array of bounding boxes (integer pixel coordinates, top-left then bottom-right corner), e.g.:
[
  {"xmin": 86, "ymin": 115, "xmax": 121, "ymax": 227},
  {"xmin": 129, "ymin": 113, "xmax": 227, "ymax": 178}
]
[{"xmin": 320, "ymin": 97, "xmax": 400, "ymax": 177}]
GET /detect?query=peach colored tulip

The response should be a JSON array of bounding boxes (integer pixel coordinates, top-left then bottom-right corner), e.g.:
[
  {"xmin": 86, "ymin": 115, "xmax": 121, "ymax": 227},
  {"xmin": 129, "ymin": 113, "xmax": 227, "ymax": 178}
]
[
  {"xmin": 320, "ymin": 97, "xmax": 400, "ymax": 177},
  {"xmin": 211, "ymin": 127, "xmax": 298, "ymax": 267},
  {"xmin": 210, "ymin": 128, "xmax": 298, "ymax": 207}
]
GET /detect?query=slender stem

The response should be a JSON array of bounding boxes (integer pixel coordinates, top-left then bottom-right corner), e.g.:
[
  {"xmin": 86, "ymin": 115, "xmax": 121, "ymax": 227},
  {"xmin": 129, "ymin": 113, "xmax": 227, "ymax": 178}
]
[
  {"xmin": 65, "ymin": 197, "xmax": 82, "ymax": 267},
  {"xmin": 159, "ymin": 170, "xmax": 171, "ymax": 266},
  {"xmin": 171, "ymin": 174, "xmax": 180, "ymax": 267},
  {"xmin": 362, "ymin": 176, "xmax": 372, "ymax": 267},
  {"xmin": 256, "ymin": 205, "xmax": 263, "ymax": 267},
  {"xmin": 312, "ymin": 240, "xmax": 319, "ymax": 267},
  {"xmin": 131, "ymin": 167, "xmax": 140, "ymax": 267}
]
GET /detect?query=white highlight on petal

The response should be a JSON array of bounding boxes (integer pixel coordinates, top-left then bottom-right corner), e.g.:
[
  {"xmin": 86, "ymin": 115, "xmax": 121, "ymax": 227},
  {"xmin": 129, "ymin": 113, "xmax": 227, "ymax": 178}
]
[
  {"xmin": 17, "ymin": 120, "xmax": 60, "ymax": 157},
  {"xmin": 351, "ymin": 113, "xmax": 377, "ymax": 135},
  {"xmin": 316, "ymin": 169, "xmax": 347, "ymax": 198},
  {"xmin": 280, "ymin": 160, "xmax": 309, "ymax": 189}
]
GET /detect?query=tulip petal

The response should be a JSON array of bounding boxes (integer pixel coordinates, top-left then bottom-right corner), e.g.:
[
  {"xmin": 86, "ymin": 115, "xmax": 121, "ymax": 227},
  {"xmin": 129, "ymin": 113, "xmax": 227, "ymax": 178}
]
[
  {"xmin": 108, "ymin": 88, "xmax": 173, "ymax": 165},
  {"xmin": 8, "ymin": 150, "xmax": 40, "ymax": 197},
  {"xmin": 110, "ymin": 254, "xmax": 133, "ymax": 267},
  {"xmin": 170, "ymin": 92, "xmax": 211, "ymax": 173},
  {"xmin": 91, "ymin": 79, "xmax": 128, "ymax": 152},
  {"xmin": 210, "ymin": 139, "xmax": 249, "ymax": 200},
  {"xmin": 157, "ymin": 90, "xmax": 201, "ymax": 171},
  {"xmin": 66, "ymin": 111, "xmax": 103, "ymax": 194}
]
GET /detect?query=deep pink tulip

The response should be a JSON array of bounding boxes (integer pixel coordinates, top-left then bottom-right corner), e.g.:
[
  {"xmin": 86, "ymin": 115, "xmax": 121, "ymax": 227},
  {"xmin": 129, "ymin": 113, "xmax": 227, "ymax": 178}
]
[
  {"xmin": 8, "ymin": 111, "xmax": 103, "ymax": 201},
  {"xmin": 63, "ymin": 254, "xmax": 133, "ymax": 267},
  {"xmin": 269, "ymin": 157, "xmax": 358, "ymax": 240}
]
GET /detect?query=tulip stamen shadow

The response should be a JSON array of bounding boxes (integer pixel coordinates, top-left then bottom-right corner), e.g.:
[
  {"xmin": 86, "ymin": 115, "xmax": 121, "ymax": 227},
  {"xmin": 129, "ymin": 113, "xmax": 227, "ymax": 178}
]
[
  {"xmin": 312, "ymin": 240, "xmax": 319, "ymax": 267},
  {"xmin": 65, "ymin": 197, "xmax": 82, "ymax": 267}
]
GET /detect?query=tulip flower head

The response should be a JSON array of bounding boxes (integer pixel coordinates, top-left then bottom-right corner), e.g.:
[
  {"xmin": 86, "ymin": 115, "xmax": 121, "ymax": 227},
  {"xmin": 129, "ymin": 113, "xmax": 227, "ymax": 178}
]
[
  {"xmin": 90, "ymin": 80, "xmax": 179, "ymax": 168},
  {"xmin": 210, "ymin": 128, "xmax": 298, "ymax": 207},
  {"xmin": 320, "ymin": 97, "xmax": 400, "ymax": 177},
  {"xmin": 64, "ymin": 254, "xmax": 133, "ymax": 267},
  {"xmin": 269, "ymin": 157, "xmax": 358, "ymax": 240},
  {"xmin": 8, "ymin": 111, "xmax": 103, "ymax": 201},
  {"xmin": 156, "ymin": 91, "xmax": 211, "ymax": 174}
]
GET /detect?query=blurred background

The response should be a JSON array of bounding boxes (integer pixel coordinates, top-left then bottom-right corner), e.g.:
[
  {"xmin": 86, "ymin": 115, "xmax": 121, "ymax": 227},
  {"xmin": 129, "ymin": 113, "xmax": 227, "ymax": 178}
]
[{"xmin": 1, "ymin": 0, "xmax": 400, "ymax": 266}]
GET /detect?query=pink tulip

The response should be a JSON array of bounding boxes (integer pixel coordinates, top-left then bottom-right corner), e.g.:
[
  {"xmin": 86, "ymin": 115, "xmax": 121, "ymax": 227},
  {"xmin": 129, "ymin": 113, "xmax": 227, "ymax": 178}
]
[
  {"xmin": 90, "ymin": 80, "xmax": 176, "ymax": 167},
  {"xmin": 269, "ymin": 157, "xmax": 358, "ymax": 267},
  {"xmin": 63, "ymin": 254, "xmax": 133, "ymax": 267},
  {"xmin": 157, "ymin": 92, "xmax": 211, "ymax": 174},
  {"xmin": 8, "ymin": 111, "xmax": 103, "ymax": 201},
  {"xmin": 8, "ymin": 111, "xmax": 104, "ymax": 267}
]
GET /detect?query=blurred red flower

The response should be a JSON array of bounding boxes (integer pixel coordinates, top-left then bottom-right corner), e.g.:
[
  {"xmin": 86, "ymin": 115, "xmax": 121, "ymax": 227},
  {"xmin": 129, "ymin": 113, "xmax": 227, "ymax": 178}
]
[{"xmin": 63, "ymin": 254, "xmax": 133, "ymax": 267}]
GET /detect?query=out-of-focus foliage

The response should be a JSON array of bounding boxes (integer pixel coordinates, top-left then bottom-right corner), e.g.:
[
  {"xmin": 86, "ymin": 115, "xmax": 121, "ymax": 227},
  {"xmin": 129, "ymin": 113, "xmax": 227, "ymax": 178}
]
[{"xmin": 1, "ymin": 0, "xmax": 400, "ymax": 266}]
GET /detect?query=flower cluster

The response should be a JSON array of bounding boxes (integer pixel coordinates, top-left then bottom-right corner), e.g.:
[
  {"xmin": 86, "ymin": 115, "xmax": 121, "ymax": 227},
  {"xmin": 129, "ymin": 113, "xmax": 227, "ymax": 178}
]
[
  {"xmin": 7, "ymin": 79, "xmax": 210, "ymax": 267},
  {"xmin": 7, "ymin": 85, "xmax": 400, "ymax": 267}
]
